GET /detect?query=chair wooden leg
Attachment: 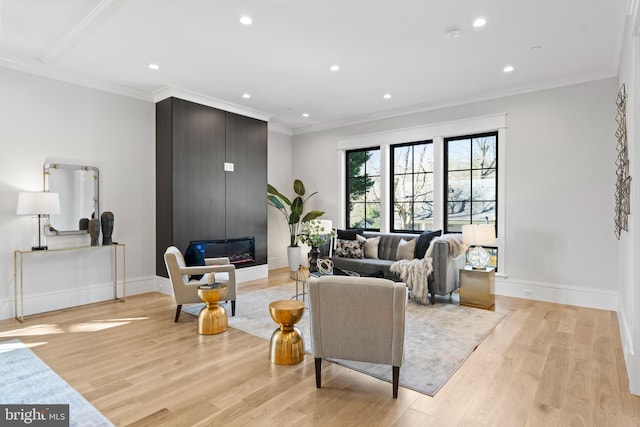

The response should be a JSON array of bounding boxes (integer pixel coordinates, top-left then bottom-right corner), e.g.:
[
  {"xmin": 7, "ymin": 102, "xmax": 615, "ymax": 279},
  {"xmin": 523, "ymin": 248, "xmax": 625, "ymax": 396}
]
[
  {"xmin": 315, "ymin": 358, "xmax": 322, "ymax": 389},
  {"xmin": 392, "ymin": 366, "xmax": 400, "ymax": 398},
  {"xmin": 174, "ymin": 305, "xmax": 182, "ymax": 322},
  {"xmin": 231, "ymin": 300, "xmax": 236, "ymax": 317}
]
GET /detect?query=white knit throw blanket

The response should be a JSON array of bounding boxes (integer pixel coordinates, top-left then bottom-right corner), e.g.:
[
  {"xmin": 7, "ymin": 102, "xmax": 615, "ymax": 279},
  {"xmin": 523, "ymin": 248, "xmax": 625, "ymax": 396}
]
[{"xmin": 390, "ymin": 234, "xmax": 467, "ymax": 305}]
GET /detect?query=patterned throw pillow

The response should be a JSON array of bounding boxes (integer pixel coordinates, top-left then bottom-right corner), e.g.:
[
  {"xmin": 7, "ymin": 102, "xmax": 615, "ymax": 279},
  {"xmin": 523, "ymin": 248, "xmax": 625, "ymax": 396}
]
[{"xmin": 335, "ymin": 239, "xmax": 365, "ymax": 259}]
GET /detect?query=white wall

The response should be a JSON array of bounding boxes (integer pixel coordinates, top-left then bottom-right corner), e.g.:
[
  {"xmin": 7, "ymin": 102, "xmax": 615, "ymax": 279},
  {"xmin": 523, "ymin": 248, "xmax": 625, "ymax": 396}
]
[
  {"xmin": 617, "ymin": 8, "xmax": 640, "ymax": 395},
  {"xmin": 0, "ymin": 67, "xmax": 156, "ymax": 319},
  {"xmin": 292, "ymin": 78, "xmax": 619, "ymax": 311},
  {"xmin": 266, "ymin": 128, "xmax": 293, "ymax": 269}
]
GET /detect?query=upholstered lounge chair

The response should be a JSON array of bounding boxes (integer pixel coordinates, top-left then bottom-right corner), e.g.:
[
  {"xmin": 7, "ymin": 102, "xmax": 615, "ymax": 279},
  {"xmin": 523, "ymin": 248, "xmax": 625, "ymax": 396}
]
[
  {"xmin": 164, "ymin": 246, "xmax": 237, "ymax": 322},
  {"xmin": 307, "ymin": 276, "xmax": 407, "ymax": 398}
]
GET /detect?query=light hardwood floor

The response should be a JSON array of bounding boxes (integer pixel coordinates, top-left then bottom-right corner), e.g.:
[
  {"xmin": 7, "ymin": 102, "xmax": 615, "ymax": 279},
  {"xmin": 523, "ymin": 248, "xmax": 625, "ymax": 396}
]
[{"xmin": 1, "ymin": 268, "xmax": 639, "ymax": 426}]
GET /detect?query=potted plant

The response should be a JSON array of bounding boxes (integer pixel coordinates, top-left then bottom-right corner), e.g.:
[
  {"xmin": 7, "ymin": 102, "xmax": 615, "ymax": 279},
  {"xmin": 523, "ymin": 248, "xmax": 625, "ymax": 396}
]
[
  {"xmin": 299, "ymin": 220, "xmax": 335, "ymax": 272},
  {"xmin": 267, "ymin": 180, "xmax": 324, "ymax": 271}
]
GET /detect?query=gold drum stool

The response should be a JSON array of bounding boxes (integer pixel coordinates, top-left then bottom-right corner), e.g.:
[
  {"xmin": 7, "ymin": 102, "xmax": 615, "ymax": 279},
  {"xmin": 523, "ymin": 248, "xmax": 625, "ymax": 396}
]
[
  {"xmin": 197, "ymin": 285, "xmax": 228, "ymax": 335},
  {"xmin": 269, "ymin": 300, "xmax": 305, "ymax": 365}
]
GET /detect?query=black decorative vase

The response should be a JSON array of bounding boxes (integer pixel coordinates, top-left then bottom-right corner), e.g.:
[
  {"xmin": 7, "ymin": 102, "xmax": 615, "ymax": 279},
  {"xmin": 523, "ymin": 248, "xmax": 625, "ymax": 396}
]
[
  {"xmin": 89, "ymin": 218, "xmax": 100, "ymax": 246},
  {"xmin": 309, "ymin": 246, "xmax": 320, "ymax": 272},
  {"xmin": 101, "ymin": 211, "xmax": 114, "ymax": 245}
]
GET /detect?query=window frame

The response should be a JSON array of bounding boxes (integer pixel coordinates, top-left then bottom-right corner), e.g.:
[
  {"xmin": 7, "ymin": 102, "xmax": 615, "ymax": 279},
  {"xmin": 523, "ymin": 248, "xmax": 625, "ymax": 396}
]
[
  {"xmin": 390, "ymin": 139, "xmax": 434, "ymax": 233},
  {"xmin": 443, "ymin": 131, "xmax": 498, "ymax": 235},
  {"xmin": 345, "ymin": 146, "xmax": 381, "ymax": 231}
]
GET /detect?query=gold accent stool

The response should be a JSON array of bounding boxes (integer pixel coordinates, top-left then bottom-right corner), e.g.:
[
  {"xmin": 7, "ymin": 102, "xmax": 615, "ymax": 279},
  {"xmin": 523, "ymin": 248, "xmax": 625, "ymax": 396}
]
[
  {"xmin": 269, "ymin": 300, "xmax": 305, "ymax": 365},
  {"xmin": 197, "ymin": 285, "xmax": 228, "ymax": 335}
]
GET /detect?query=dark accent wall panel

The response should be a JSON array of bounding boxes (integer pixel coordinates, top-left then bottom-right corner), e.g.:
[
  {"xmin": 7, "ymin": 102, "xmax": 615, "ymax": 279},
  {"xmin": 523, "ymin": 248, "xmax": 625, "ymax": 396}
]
[
  {"xmin": 225, "ymin": 112, "xmax": 268, "ymax": 265},
  {"xmin": 156, "ymin": 97, "xmax": 268, "ymax": 277}
]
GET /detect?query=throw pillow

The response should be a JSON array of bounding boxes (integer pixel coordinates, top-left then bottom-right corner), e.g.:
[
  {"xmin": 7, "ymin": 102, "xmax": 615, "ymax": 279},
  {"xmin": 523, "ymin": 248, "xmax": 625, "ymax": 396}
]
[
  {"xmin": 415, "ymin": 229, "xmax": 442, "ymax": 259},
  {"xmin": 184, "ymin": 245, "xmax": 205, "ymax": 280},
  {"xmin": 395, "ymin": 238, "xmax": 417, "ymax": 260},
  {"xmin": 336, "ymin": 229, "xmax": 365, "ymax": 240},
  {"xmin": 364, "ymin": 236, "xmax": 381, "ymax": 259},
  {"xmin": 335, "ymin": 239, "xmax": 365, "ymax": 259}
]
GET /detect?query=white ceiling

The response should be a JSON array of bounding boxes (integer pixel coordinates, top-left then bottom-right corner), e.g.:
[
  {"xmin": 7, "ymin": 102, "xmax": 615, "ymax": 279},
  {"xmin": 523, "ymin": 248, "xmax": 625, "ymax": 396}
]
[{"xmin": 0, "ymin": 0, "xmax": 630, "ymax": 134}]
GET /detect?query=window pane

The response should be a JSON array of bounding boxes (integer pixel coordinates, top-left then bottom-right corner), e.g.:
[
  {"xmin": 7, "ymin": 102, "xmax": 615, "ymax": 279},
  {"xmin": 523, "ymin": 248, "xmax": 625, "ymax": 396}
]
[
  {"xmin": 347, "ymin": 151, "xmax": 368, "ymax": 177},
  {"xmin": 448, "ymin": 170, "xmax": 471, "ymax": 201},
  {"xmin": 366, "ymin": 150, "xmax": 380, "ymax": 175},
  {"xmin": 365, "ymin": 203, "xmax": 381, "ymax": 229},
  {"xmin": 366, "ymin": 176, "xmax": 380, "ymax": 202},
  {"xmin": 348, "ymin": 177, "xmax": 366, "ymax": 202},
  {"xmin": 415, "ymin": 201, "xmax": 434, "ymax": 222},
  {"xmin": 394, "ymin": 175, "xmax": 413, "ymax": 201},
  {"xmin": 348, "ymin": 203, "xmax": 365, "ymax": 228},
  {"xmin": 393, "ymin": 202, "xmax": 412, "ymax": 230},
  {"xmin": 448, "ymin": 138, "xmax": 471, "ymax": 170},
  {"xmin": 472, "ymin": 169, "xmax": 496, "ymax": 200},
  {"xmin": 414, "ymin": 144, "xmax": 434, "ymax": 172},
  {"xmin": 393, "ymin": 146, "xmax": 412, "ymax": 174},
  {"xmin": 472, "ymin": 136, "xmax": 497, "ymax": 170},
  {"xmin": 414, "ymin": 172, "xmax": 433, "ymax": 202},
  {"xmin": 472, "ymin": 202, "xmax": 496, "ymax": 224}
]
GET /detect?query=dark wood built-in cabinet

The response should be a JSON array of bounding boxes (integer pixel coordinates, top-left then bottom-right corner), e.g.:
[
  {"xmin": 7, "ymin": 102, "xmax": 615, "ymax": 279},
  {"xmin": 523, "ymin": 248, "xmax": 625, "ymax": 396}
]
[{"xmin": 156, "ymin": 97, "xmax": 267, "ymax": 277}]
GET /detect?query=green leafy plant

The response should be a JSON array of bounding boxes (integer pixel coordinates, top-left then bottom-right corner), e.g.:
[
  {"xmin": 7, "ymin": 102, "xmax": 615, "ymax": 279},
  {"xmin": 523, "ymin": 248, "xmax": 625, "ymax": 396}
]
[
  {"xmin": 267, "ymin": 179, "xmax": 324, "ymax": 247},
  {"xmin": 299, "ymin": 221, "xmax": 336, "ymax": 248}
]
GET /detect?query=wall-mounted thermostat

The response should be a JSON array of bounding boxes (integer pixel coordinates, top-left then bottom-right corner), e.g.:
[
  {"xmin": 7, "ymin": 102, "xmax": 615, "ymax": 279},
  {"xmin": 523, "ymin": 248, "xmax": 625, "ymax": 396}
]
[{"xmin": 224, "ymin": 162, "xmax": 235, "ymax": 172}]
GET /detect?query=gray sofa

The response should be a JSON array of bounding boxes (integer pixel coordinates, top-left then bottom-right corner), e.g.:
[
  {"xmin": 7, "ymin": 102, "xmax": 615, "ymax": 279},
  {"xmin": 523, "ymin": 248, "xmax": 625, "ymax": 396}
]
[{"xmin": 332, "ymin": 231, "xmax": 465, "ymax": 304}]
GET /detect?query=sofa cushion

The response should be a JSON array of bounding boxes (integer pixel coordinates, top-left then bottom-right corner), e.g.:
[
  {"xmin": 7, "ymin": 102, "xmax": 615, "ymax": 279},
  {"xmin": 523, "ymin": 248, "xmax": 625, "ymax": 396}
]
[
  {"xmin": 335, "ymin": 239, "xmax": 365, "ymax": 259},
  {"xmin": 364, "ymin": 236, "xmax": 381, "ymax": 259},
  {"xmin": 395, "ymin": 238, "xmax": 417, "ymax": 260},
  {"xmin": 336, "ymin": 229, "xmax": 364, "ymax": 240},
  {"xmin": 415, "ymin": 229, "xmax": 442, "ymax": 259}
]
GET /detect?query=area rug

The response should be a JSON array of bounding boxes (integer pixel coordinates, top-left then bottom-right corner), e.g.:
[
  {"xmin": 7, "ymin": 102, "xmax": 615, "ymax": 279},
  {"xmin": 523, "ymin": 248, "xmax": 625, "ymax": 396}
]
[
  {"xmin": 0, "ymin": 339, "xmax": 113, "ymax": 427},
  {"xmin": 184, "ymin": 282, "xmax": 505, "ymax": 396}
]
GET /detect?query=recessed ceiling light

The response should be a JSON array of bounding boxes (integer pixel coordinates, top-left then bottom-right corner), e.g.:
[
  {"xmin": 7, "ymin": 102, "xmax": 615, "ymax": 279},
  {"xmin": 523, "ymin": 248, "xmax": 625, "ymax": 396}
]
[
  {"xmin": 503, "ymin": 65, "xmax": 514, "ymax": 73},
  {"xmin": 302, "ymin": 113, "xmax": 310, "ymax": 117},
  {"xmin": 240, "ymin": 16, "xmax": 252, "ymax": 25},
  {"xmin": 383, "ymin": 93, "xmax": 392, "ymax": 99},
  {"xmin": 242, "ymin": 93, "xmax": 251, "ymax": 99},
  {"xmin": 445, "ymin": 27, "xmax": 461, "ymax": 39},
  {"xmin": 473, "ymin": 18, "xmax": 487, "ymax": 28},
  {"xmin": 148, "ymin": 63, "xmax": 159, "ymax": 70},
  {"xmin": 330, "ymin": 65, "xmax": 340, "ymax": 72}
]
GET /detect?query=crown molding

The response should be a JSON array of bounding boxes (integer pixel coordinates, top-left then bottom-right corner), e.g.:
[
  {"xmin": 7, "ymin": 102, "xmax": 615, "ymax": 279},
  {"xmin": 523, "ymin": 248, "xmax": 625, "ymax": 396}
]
[
  {"xmin": 153, "ymin": 86, "xmax": 272, "ymax": 122},
  {"xmin": 0, "ymin": 57, "xmax": 153, "ymax": 102},
  {"xmin": 267, "ymin": 121, "xmax": 293, "ymax": 136},
  {"xmin": 291, "ymin": 70, "xmax": 617, "ymax": 136}
]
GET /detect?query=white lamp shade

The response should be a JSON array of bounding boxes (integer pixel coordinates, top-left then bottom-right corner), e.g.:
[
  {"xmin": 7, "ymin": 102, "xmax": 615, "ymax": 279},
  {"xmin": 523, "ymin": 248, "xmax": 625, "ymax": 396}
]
[
  {"xmin": 314, "ymin": 219, "xmax": 333, "ymax": 234},
  {"xmin": 461, "ymin": 224, "xmax": 496, "ymax": 246},
  {"xmin": 16, "ymin": 192, "xmax": 61, "ymax": 215}
]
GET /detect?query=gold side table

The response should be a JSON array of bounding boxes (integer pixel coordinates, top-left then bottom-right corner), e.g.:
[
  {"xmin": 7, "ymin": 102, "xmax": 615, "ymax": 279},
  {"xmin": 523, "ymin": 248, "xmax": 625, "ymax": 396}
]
[
  {"xmin": 197, "ymin": 285, "xmax": 228, "ymax": 335},
  {"xmin": 459, "ymin": 267, "xmax": 495, "ymax": 310},
  {"xmin": 269, "ymin": 300, "xmax": 305, "ymax": 365}
]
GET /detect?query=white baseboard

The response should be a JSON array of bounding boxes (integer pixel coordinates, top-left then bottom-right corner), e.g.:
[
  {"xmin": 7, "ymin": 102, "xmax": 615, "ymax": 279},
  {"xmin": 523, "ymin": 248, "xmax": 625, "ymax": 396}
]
[
  {"xmin": 0, "ymin": 276, "xmax": 159, "ymax": 321},
  {"xmin": 496, "ymin": 277, "xmax": 618, "ymax": 311}
]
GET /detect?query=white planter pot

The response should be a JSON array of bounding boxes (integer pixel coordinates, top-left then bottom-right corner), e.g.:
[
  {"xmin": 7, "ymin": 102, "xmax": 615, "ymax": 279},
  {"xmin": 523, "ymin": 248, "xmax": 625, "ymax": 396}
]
[{"xmin": 287, "ymin": 246, "xmax": 301, "ymax": 272}]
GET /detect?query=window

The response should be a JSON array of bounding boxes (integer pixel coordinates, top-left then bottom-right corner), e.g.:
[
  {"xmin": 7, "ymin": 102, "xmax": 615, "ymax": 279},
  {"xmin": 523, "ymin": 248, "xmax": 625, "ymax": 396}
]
[
  {"xmin": 346, "ymin": 148, "xmax": 380, "ymax": 230},
  {"xmin": 391, "ymin": 140, "xmax": 434, "ymax": 232},
  {"xmin": 444, "ymin": 132, "xmax": 498, "ymax": 233}
]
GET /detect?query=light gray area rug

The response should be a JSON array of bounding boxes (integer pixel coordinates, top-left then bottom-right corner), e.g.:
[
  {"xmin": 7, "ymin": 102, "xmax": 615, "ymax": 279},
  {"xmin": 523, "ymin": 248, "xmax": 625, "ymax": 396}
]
[
  {"xmin": 0, "ymin": 339, "xmax": 113, "ymax": 427},
  {"xmin": 183, "ymin": 282, "xmax": 505, "ymax": 396}
]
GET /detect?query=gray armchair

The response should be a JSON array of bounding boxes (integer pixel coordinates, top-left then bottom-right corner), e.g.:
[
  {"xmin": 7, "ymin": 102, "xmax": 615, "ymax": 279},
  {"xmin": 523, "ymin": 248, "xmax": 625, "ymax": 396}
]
[
  {"xmin": 307, "ymin": 276, "xmax": 407, "ymax": 398},
  {"xmin": 428, "ymin": 238, "xmax": 466, "ymax": 304},
  {"xmin": 164, "ymin": 246, "xmax": 237, "ymax": 321}
]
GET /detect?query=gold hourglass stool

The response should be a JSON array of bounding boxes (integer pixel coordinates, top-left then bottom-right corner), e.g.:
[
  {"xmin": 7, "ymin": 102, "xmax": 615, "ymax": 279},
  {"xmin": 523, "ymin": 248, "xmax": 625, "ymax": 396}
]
[
  {"xmin": 197, "ymin": 284, "xmax": 228, "ymax": 335},
  {"xmin": 269, "ymin": 300, "xmax": 305, "ymax": 365}
]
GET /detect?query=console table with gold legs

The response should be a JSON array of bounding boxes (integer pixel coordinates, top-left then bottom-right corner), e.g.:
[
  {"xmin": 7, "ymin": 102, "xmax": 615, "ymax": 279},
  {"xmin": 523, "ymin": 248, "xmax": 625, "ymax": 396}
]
[{"xmin": 13, "ymin": 243, "xmax": 126, "ymax": 322}]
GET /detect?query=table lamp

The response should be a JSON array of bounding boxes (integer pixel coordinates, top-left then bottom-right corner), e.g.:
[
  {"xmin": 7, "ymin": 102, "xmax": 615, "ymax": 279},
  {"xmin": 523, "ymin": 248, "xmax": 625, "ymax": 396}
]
[
  {"xmin": 461, "ymin": 224, "xmax": 496, "ymax": 269},
  {"xmin": 16, "ymin": 191, "xmax": 61, "ymax": 250}
]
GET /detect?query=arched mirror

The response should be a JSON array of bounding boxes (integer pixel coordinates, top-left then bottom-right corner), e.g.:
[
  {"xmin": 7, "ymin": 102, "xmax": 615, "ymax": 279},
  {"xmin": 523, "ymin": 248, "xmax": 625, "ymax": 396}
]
[{"xmin": 44, "ymin": 163, "xmax": 99, "ymax": 235}]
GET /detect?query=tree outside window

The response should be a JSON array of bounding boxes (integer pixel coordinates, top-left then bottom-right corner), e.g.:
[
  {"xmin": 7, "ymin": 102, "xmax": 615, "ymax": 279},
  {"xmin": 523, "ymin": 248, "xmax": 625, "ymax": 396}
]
[
  {"xmin": 346, "ymin": 148, "xmax": 380, "ymax": 229},
  {"xmin": 445, "ymin": 132, "xmax": 497, "ymax": 233},
  {"xmin": 391, "ymin": 141, "xmax": 434, "ymax": 232}
]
